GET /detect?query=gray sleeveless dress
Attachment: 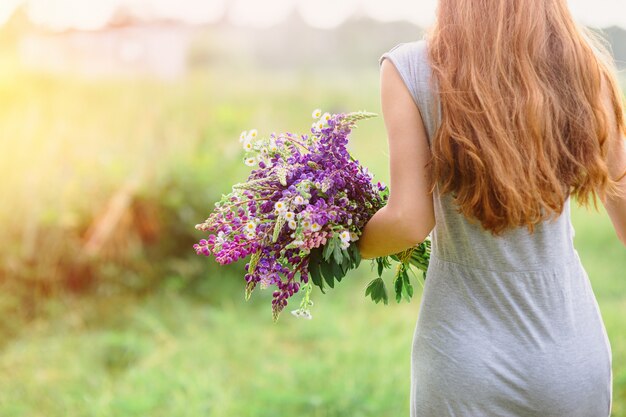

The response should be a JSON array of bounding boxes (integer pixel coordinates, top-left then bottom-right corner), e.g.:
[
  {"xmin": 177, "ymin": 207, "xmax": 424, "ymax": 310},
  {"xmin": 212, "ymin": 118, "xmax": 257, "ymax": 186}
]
[{"xmin": 379, "ymin": 40, "xmax": 613, "ymax": 417}]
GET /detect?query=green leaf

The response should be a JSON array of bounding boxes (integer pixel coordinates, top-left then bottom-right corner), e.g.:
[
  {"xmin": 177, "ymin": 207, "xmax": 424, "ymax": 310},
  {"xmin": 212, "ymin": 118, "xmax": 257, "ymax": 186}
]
[
  {"xmin": 347, "ymin": 243, "xmax": 356, "ymax": 266},
  {"xmin": 405, "ymin": 280, "xmax": 414, "ymax": 299},
  {"xmin": 402, "ymin": 270, "xmax": 413, "ymax": 301},
  {"xmin": 394, "ymin": 274, "xmax": 403, "ymax": 303},
  {"xmin": 365, "ymin": 277, "xmax": 388, "ymax": 305},
  {"xmin": 350, "ymin": 243, "xmax": 361, "ymax": 267},
  {"xmin": 402, "ymin": 269, "xmax": 411, "ymax": 286},
  {"xmin": 332, "ymin": 260, "xmax": 345, "ymax": 281},
  {"xmin": 376, "ymin": 258, "xmax": 384, "ymax": 277},
  {"xmin": 309, "ymin": 262, "xmax": 324, "ymax": 293},
  {"xmin": 341, "ymin": 250, "xmax": 350, "ymax": 273},
  {"xmin": 323, "ymin": 238, "xmax": 336, "ymax": 261},
  {"xmin": 320, "ymin": 260, "xmax": 335, "ymax": 288},
  {"xmin": 332, "ymin": 242, "xmax": 343, "ymax": 265},
  {"xmin": 408, "ymin": 258, "xmax": 428, "ymax": 273},
  {"xmin": 308, "ymin": 248, "xmax": 325, "ymax": 293}
]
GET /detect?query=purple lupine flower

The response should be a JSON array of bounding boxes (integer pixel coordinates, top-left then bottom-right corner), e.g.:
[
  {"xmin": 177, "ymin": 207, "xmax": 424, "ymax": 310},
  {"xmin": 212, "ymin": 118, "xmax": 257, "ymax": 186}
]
[{"xmin": 194, "ymin": 110, "xmax": 383, "ymax": 321}]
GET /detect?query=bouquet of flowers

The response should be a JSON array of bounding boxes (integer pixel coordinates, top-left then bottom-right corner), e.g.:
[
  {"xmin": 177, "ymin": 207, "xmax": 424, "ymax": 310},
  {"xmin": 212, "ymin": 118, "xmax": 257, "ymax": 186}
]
[{"xmin": 194, "ymin": 109, "xmax": 431, "ymax": 322}]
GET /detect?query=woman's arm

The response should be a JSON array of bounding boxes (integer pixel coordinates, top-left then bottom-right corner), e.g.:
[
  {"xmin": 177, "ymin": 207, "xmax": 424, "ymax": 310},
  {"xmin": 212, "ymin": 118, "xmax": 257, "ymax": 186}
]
[{"xmin": 357, "ymin": 58, "xmax": 436, "ymax": 259}]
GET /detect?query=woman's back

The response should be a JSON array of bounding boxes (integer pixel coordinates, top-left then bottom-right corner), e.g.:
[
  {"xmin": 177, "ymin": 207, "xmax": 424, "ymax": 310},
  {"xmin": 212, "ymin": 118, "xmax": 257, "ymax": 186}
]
[{"xmin": 379, "ymin": 39, "xmax": 613, "ymax": 417}]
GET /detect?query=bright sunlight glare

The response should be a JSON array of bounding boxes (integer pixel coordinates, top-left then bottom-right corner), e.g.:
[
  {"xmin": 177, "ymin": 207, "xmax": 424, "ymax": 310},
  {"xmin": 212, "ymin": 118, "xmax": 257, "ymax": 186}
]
[
  {"xmin": 227, "ymin": 0, "xmax": 292, "ymax": 28},
  {"xmin": 296, "ymin": 0, "xmax": 360, "ymax": 30},
  {"xmin": 0, "ymin": 0, "xmax": 22, "ymax": 26},
  {"xmin": 0, "ymin": 0, "xmax": 625, "ymax": 30}
]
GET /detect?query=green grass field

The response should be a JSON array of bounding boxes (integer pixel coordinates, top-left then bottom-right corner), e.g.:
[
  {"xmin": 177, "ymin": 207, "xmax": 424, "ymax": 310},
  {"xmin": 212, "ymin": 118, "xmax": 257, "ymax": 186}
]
[{"xmin": 0, "ymin": 68, "xmax": 624, "ymax": 416}]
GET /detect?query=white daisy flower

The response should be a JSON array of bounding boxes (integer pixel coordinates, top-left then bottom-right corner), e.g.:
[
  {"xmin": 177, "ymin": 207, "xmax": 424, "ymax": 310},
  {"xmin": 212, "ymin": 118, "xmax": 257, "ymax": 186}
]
[
  {"xmin": 302, "ymin": 220, "xmax": 311, "ymax": 230},
  {"xmin": 339, "ymin": 230, "xmax": 351, "ymax": 242},
  {"xmin": 350, "ymin": 232, "xmax": 358, "ymax": 241},
  {"xmin": 248, "ymin": 128, "xmax": 258, "ymax": 139},
  {"xmin": 245, "ymin": 221, "xmax": 256, "ymax": 232},
  {"xmin": 245, "ymin": 231, "xmax": 255, "ymax": 240},
  {"xmin": 244, "ymin": 157, "xmax": 257, "ymax": 166},
  {"xmin": 288, "ymin": 220, "xmax": 297, "ymax": 230},
  {"xmin": 284, "ymin": 211, "xmax": 295, "ymax": 221},
  {"xmin": 269, "ymin": 139, "xmax": 278, "ymax": 152},
  {"xmin": 243, "ymin": 139, "xmax": 254, "ymax": 152},
  {"xmin": 311, "ymin": 222, "xmax": 321, "ymax": 232},
  {"xmin": 316, "ymin": 121, "xmax": 324, "ymax": 130},
  {"xmin": 339, "ymin": 240, "xmax": 350, "ymax": 250},
  {"xmin": 312, "ymin": 108, "xmax": 322, "ymax": 118},
  {"xmin": 293, "ymin": 195, "xmax": 305, "ymax": 205},
  {"xmin": 274, "ymin": 201, "xmax": 287, "ymax": 213},
  {"xmin": 321, "ymin": 112, "xmax": 331, "ymax": 121},
  {"xmin": 239, "ymin": 130, "xmax": 248, "ymax": 142}
]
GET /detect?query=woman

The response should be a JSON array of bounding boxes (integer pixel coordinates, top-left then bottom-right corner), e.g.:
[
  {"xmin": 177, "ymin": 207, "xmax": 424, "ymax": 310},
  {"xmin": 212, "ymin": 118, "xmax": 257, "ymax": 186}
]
[{"xmin": 357, "ymin": 0, "xmax": 626, "ymax": 416}]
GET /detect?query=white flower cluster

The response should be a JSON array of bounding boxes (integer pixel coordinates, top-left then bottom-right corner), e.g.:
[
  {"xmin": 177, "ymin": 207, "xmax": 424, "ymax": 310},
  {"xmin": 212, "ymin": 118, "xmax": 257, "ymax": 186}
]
[
  {"xmin": 244, "ymin": 219, "xmax": 259, "ymax": 240},
  {"xmin": 291, "ymin": 308, "xmax": 313, "ymax": 319},
  {"xmin": 239, "ymin": 128, "xmax": 279, "ymax": 167},
  {"xmin": 291, "ymin": 287, "xmax": 314, "ymax": 320},
  {"xmin": 338, "ymin": 229, "xmax": 358, "ymax": 249},
  {"xmin": 239, "ymin": 129, "xmax": 258, "ymax": 166},
  {"xmin": 274, "ymin": 197, "xmax": 317, "ymax": 234},
  {"xmin": 311, "ymin": 108, "xmax": 332, "ymax": 132}
]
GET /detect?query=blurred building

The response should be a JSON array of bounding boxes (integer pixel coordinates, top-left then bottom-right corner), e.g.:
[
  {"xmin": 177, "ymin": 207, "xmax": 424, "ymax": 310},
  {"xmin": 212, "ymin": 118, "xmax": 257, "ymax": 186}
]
[{"xmin": 18, "ymin": 23, "xmax": 194, "ymax": 80}]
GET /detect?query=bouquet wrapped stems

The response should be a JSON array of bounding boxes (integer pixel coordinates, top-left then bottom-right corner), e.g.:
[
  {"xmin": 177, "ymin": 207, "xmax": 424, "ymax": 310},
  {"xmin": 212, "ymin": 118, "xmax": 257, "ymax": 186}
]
[{"xmin": 194, "ymin": 109, "xmax": 431, "ymax": 321}]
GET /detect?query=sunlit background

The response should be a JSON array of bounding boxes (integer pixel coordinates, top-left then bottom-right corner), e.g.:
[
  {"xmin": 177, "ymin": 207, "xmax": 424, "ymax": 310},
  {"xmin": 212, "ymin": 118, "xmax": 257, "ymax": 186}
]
[
  {"xmin": 0, "ymin": 1, "xmax": 624, "ymax": 416},
  {"xmin": 3, "ymin": 0, "xmax": 626, "ymax": 29}
]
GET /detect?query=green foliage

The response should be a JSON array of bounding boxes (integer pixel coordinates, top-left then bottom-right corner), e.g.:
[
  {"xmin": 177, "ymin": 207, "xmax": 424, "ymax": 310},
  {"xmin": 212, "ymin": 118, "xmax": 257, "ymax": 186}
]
[
  {"xmin": 0, "ymin": 68, "xmax": 623, "ymax": 417},
  {"xmin": 0, "ymin": 67, "xmax": 385, "ymax": 342},
  {"xmin": 365, "ymin": 277, "xmax": 388, "ymax": 305},
  {"xmin": 308, "ymin": 239, "xmax": 361, "ymax": 294},
  {"xmin": 1, "ymin": 231, "xmax": 625, "ymax": 417},
  {"xmin": 363, "ymin": 239, "xmax": 431, "ymax": 306}
]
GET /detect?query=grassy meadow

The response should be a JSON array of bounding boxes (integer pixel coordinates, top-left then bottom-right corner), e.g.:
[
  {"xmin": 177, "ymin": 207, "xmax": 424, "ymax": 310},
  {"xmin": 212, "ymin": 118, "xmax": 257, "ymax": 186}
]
[{"xmin": 0, "ymin": 67, "xmax": 624, "ymax": 417}]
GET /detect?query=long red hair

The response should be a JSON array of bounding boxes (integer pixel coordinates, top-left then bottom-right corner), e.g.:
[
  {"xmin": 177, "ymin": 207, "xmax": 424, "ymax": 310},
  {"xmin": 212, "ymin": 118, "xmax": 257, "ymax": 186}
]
[{"xmin": 426, "ymin": 0, "xmax": 626, "ymax": 235}]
